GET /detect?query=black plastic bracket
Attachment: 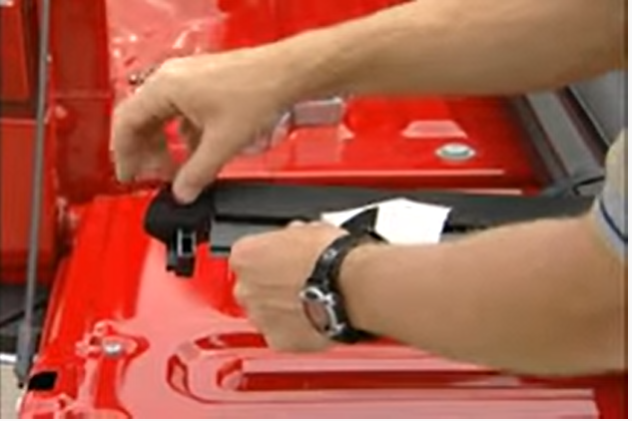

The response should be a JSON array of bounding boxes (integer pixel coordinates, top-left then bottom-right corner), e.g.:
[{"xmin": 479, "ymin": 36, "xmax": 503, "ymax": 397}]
[{"xmin": 144, "ymin": 185, "xmax": 215, "ymax": 277}]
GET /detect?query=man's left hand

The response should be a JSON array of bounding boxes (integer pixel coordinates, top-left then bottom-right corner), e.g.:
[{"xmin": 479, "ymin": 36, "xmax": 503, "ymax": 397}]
[{"xmin": 230, "ymin": 221, "xmax": 346, "ymax": 352}]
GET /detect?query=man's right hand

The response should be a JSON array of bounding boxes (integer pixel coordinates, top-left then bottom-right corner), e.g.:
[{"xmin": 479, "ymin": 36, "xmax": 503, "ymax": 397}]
[{"xmin": 111, "ymin": 47, "xmax": 298, "ymax": 203}]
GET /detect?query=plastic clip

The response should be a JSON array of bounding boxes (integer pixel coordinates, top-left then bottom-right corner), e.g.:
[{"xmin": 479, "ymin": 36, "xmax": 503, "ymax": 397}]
[{"xmin": 144, "ymin": 185, "xmax": 215, "ymax": 277}]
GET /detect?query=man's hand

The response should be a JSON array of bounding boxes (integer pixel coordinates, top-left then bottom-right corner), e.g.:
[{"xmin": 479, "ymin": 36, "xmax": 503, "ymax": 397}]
[
  {"xmin": 111, "ymin": 0, "xmax": 624, "ymax": 205},
  {"xmin": 111, "ymin": 48, "xmax": 296, "ymax": 203},
  {"xmin": 230, "ymin": 221, "xmax": 346, "ymax": 352}
]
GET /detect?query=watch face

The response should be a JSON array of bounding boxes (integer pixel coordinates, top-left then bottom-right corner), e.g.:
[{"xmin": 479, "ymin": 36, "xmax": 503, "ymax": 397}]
[
  {"xmin": 303, "ymin": 299, "xmax": 329, "ymax": 332},
  {"xmin": 300, "ymin": 286, "xmax": 335, "ymax": 334}
]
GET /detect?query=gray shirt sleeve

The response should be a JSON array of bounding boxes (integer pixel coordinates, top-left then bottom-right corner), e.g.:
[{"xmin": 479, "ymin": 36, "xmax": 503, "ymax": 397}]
[{"xmin": 590, "ymin": 131, "xmax": 627, "ymax": 260}]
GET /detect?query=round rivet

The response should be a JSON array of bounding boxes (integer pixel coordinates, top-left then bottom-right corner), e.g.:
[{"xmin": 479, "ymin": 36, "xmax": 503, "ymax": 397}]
[{"xmin": 436, "ymin": 143, "xmax": 476, "ymax": 161}]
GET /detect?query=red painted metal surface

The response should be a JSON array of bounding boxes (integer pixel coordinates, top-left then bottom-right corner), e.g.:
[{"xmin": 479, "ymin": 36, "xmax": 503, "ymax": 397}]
[
  {"xmin": 20, "ymin": 195, "xmax": 626, "ymax": 419},
  {"xmin": 0, "ymin": 0, "xmax": 55, "ymax": 285},
  {"xmin": 0, "ymin": 0, "xmax": 543, "ymax": 210},
  {"xmin": 49, "ymin": 0, "xmax": 114, "ymax": 203},
  {"xmin": 0, "ymin": 1, "xmax": 36, "ymax": 106},
  {"xmin": 217, "ymin": 0, "xmax": 407, "ymax": 47},
  {"xmin": 2, "ymin": 0, "xmax": 625, "ymax": 418},
  {"xmin": 0, "ymin": 116, "xmax": 58, "ymax": 284},
  {"xmin": 1, "ymin": 0, "xmax": 113, "ymax": 206},
  {"xmin": 214, "ymin": 97, "xmax": 544, "ymax": 192},
  {"xmin": 274, "ymin": 0, "xmax": 406, "ymax": 39},
  {"xmin": 118, "ymin": 0, "xmax": 546, "ymax": 193},
  {"xmin": 0, "ymin": 0, "xmax": 542, "ymax": 289},
  {"xmin": 0, "ymin": 0, "xmax": 112, "ymax": 284}
]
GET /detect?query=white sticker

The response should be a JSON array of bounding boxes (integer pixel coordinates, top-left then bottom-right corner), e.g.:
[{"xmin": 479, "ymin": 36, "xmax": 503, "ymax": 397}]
[{"xmin": 322, "ymin": 198, "xmax": 451, "ymax": 245}]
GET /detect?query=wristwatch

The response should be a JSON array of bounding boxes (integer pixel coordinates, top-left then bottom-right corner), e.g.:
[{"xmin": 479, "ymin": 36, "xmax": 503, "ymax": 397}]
[{"xmin": 300, "ymin": 229, "xmax": 384, "ymax": 344}]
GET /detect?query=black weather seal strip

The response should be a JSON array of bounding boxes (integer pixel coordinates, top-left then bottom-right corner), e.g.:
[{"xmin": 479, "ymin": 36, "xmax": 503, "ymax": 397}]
[
  {"xmin": 145, "ymin": 182, "xmax": 593, "ymax": 270},
  {"xmin": 211, "ymin": 182, "xmax": 592, "ymax": 228}
]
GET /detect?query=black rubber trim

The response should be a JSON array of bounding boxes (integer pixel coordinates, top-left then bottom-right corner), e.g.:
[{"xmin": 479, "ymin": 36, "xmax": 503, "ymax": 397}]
[
  {"xmin": 212, "ymin": 182, "xmax": 592, "ymax": 226},
  {"xmin": 209, "ymin": 182, "xmax": 593, "ymax": 253}
]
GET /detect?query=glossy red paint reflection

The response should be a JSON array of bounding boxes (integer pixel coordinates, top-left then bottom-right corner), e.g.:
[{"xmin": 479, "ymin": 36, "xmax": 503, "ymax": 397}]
[
  {"xmin": 0, "ymin": 117, "xmax": 58, "ymax": 284},
  {"xmin": 166, "ymin": 96, "xmax": 545, "ymax": 193},
  {"xmin": 20, "ymin": 196, "xmax": 626, "ymax": 419},
  {"xmin": 5, "ymin": 0, "xmax": 625, "ymax": 418}
]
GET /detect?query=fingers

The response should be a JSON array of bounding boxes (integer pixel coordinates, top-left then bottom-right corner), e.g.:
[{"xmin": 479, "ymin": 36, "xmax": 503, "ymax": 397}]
[
  {"xmin": 178, "ymin": 118, "xmax": 203, "ymax": 153},
  {"xmin": 111, "ymin": 75, "xmax": 179, "ymax": 183},
  {"xmin": 134, "ymin": 144, "xmax": 178, "ymax": 182},
  {"xmin": 172, "ymin": 122, "xmax": 248, "ymax": 203}
]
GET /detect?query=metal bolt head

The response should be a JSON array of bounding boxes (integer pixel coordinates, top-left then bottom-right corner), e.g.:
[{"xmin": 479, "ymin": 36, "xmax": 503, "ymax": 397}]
[
  {"xmin": 102, "ymin": 341, "xmax": 123, "ymax": 357},
  {"xmin": 436, "ymin": 143, "xmax": 476, "ymax": 161}
]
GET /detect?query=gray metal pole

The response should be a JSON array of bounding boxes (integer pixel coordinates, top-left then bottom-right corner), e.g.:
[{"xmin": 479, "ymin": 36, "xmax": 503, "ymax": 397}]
[{"xmin": 15, "ymin": 0, "xmax": 53, "ymax": 387}]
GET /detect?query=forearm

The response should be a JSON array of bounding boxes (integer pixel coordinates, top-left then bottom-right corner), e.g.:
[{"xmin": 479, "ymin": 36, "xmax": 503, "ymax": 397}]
[
  {"xmin": 340, "ymin": 216, "xmax": 626, "ymax": 375},
  {"xmin": 273, "ymin": 0, "xmax": 625, "ymax": 100}
]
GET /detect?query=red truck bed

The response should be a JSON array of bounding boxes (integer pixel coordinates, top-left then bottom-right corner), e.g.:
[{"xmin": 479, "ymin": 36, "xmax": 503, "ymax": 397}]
[
  {"xmin": 19, "ymin": 94, "xmax": 626, "ymax": 418},
  {"xmin": 20, "ymin": 194, "xmax": 626, "ymax": 419},
  {"xmin": 1, "ymin": 0, "xmax": 625, "ymax": 418}
]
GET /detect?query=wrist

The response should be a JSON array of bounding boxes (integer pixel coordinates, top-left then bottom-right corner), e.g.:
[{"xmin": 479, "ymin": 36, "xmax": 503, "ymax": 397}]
[{"xmin": 337, "ymin": 242, "xmax": 388, "ymax": 333}]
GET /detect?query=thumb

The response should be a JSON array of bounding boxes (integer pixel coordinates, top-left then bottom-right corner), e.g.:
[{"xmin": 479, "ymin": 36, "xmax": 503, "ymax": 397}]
[{"xmin": 172, "ymin": 123, "xmax": 248, "ymax": 203}]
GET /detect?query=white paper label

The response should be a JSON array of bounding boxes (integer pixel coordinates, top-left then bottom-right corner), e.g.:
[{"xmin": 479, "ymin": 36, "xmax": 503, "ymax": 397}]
[{"xmin": 322, "ymin": 198, "xmax": 451, "ymax": 245}]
